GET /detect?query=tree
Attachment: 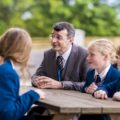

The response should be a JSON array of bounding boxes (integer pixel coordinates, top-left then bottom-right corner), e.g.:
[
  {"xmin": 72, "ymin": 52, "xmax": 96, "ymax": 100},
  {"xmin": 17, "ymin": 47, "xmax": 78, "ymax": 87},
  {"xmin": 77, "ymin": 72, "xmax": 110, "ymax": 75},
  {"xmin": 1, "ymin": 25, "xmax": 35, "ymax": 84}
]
[{"xmin": 0, "ymin": 0, "xmax": 120, "ymax": 36}]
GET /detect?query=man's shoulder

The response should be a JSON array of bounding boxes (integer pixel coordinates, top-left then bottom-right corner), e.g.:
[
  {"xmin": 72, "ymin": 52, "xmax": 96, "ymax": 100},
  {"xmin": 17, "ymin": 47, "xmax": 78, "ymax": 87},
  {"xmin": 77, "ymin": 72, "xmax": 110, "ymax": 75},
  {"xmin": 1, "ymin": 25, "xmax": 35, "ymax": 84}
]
[
  {"xmin": 44, "ymin": 48, "xmax": 55, "ymax": 54},
  {"xmin": 72, "ymin": 44, "xmax": 88, "ymax": 55},
  {"xmin": 73, "ymin": 44, "xmax": 87, "ymax": 51},
  {"xmin": 43, "ymin": 48, "xmax": 56, "ymax": 59}
]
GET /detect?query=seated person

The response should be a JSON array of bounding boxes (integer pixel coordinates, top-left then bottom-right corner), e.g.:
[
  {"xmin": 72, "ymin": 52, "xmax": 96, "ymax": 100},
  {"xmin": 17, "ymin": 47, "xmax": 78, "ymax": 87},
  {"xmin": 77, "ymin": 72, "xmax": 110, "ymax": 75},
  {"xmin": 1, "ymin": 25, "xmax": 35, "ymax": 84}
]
[
  {"xmin": 94, "ymin": 78, "xmax": 120, "ymax": 101},
  {"xmin": 31, "ymin": 21, "xmax": 89, "ymax": 91},
  {"xmin": 81, "ymin": 39, "xmax": 120, "ymax": 94},
  {"xmin": 30, "ymin": 21, "xmax": 89, "ymax": 120},
  {"xmin": 79, "ymin": 39, "xmax": 120, "ymax": 120},
  {"xmin": 0, "ymin": 28, "xmax": 45, "ymax": 120},
  {"xmin": 94, "ymin": 46, "xmax": 120, "ymax": 101}
]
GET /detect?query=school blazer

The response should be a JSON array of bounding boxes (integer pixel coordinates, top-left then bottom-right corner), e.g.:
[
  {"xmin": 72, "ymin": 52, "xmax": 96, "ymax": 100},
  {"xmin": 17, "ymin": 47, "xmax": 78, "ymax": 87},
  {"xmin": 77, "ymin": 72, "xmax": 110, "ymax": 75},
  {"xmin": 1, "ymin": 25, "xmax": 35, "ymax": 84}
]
[
  {"xmin": 32, "ymin": 44, "xmax": 89, "ymax": 90},
  {"xmin": 0, "ymin": 59, "xmax": 39, "ymax": 120},
  {"xmin": 97, "ymin": 72, "xmax": 120, "ymax": 97},
  {"xmin": 82, "ymin": 65, "xmax": 120, "ymax": 93}
]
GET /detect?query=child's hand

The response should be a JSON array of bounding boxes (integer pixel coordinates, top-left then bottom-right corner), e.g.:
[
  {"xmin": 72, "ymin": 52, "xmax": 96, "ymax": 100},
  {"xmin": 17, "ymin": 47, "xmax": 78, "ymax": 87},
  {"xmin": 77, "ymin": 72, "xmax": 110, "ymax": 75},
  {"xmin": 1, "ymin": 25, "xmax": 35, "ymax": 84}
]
[
  {"xmin": 34, "ymin": 89, "xmax": 46, "ymax": 99},
  {"xmin": 85, "ymin": 82, "xmax": 97, "ymax": 94},
  {"xmin": 113, "ymin": 92, "xmax": 120, "ymax": 101},
  {"xmin": 94, "ymin": 90, "xmax": 108, "ymax": 99}
]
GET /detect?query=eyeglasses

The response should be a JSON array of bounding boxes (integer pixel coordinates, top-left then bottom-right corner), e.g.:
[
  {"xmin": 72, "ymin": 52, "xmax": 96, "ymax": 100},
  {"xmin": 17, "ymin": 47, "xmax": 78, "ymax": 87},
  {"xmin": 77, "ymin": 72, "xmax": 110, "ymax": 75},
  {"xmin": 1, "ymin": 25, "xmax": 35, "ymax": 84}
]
[{"xmin": 49, "ymin": 34, "xmax": 68, "ymax": 41}]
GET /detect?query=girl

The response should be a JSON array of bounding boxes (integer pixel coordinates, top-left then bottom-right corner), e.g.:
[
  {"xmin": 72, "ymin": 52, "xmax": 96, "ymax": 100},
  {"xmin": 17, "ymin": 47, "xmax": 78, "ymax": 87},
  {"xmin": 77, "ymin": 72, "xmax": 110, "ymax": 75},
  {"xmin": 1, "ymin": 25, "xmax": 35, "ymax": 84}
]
[
  {"xmin": 82, "ymin": 39, "xmax": 120, "ymax": 94},
  {"xmin": 94, "ymin": 46, "xmax": 120, "ymax": 101},
  {"xmin": 79, "ymin": 39, "xmax": 120, "ymax": 120},
  {"xmin": 0, "ymin": 28, "xmax": 45, "ymax": 120}
]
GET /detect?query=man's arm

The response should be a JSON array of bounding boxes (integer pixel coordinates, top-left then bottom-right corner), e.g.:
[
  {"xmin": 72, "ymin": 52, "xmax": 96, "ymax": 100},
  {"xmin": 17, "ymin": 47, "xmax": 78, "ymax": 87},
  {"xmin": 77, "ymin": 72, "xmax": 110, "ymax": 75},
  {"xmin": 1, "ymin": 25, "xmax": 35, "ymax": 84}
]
[
  {"xmin": 31, "ymin": 54, "xmax": 47, "ymax": 87},
  {"xmin": 62, "ymin": 81, "xmax": 85, "ymax": 91},
  {"xmin": 62, "ymin": 49, "xmax": 89, "ymax": 91}
]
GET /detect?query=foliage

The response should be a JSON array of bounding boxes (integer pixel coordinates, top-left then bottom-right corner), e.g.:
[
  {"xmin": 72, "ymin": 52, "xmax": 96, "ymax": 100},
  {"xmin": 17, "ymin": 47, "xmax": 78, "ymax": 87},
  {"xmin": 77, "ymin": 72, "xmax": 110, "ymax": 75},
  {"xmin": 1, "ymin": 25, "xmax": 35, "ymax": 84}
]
[{"xmin": 0, "ymin": 0, "xmax": 120, "ymax": 37}]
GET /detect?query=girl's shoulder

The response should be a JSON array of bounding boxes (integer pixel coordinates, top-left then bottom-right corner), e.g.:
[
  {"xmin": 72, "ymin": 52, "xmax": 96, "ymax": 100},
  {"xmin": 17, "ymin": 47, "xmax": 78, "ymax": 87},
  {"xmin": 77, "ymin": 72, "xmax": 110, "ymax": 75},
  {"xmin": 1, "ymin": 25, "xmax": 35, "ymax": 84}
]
[{"xmin": 0, "ymin": 59, "xmax": 15, "ymax": 75}]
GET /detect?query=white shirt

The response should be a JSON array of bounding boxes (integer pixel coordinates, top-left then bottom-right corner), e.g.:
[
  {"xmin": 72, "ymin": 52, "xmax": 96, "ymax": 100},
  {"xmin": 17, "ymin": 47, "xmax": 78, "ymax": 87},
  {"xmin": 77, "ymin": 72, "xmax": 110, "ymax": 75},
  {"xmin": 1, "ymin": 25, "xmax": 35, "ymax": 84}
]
[
  {"xmin": 94, "ymin": 64, "xmax": 111, "ymax": 81},
  {"xmin": 10, "ymin": 60, "xmax": 16, "ymax": 70},
  {"xmin": 56, "ymin": 45, "xmax": 72, "ymax": 68},
  {"xmin": 10, "ymin": 60, "xmax": 30, "ymax": 86}
]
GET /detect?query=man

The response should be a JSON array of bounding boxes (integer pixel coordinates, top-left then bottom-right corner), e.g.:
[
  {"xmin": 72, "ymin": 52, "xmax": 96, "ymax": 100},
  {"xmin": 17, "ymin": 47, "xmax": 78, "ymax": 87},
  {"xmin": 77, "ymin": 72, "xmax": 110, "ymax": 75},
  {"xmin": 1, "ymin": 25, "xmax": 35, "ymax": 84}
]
[{"xmin": 32, "ymin": 21, "xmax": 89, "ymax": 91}]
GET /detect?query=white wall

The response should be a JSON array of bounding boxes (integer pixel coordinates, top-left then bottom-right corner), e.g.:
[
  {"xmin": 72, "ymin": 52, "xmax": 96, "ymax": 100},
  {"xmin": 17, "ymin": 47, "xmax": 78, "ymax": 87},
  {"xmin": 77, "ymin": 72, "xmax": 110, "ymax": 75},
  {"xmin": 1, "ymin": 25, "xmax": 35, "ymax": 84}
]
[{"xmin": 74, "ymin": 29, "xmax": 85, "ymax": 47}]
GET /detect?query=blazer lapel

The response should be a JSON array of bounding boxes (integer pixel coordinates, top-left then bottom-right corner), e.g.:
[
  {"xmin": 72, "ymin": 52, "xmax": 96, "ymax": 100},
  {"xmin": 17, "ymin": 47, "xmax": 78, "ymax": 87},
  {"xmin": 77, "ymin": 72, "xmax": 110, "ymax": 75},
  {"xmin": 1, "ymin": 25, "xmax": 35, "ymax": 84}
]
[
  {"xmin": 102, "ymin": 65, "xmax": 112, "ymax": 84},
  {"xmin": 62, "ymin": 44, "xmax": 78, "ymax": 80},
  {"xmin": 49, "ymin": 50, "xmax": 58, "ymax": 79}
]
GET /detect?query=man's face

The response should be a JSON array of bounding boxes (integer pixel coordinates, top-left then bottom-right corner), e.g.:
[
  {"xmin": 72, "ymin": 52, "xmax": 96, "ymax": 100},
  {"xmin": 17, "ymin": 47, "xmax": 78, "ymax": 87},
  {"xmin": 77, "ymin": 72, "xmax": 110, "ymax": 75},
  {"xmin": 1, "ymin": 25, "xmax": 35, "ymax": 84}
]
[{"xmin": 50, "ymin": 29, "xmax": 73, "ymax": 54}]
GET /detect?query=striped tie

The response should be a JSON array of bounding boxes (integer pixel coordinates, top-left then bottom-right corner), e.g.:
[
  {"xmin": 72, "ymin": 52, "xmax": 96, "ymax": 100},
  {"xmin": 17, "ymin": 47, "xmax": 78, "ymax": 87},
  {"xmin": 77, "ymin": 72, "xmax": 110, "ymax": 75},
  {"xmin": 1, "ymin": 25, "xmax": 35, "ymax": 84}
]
[
  {"xmin": 95, "ymin": 75, "xmax": 101, "ymax": 85},
  {"xmin": 57, "ymin": 56, "xmax": 63, "ymax": 81}
]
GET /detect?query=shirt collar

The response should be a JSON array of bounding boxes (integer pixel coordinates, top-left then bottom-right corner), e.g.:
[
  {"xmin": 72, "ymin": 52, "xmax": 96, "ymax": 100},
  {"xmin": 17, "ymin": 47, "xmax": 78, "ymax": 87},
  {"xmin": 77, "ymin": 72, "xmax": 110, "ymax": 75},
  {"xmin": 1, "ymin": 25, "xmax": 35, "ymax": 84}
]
[
  {"xmin": 56, "ymin": 45, "xmax": 72, "ymax": 61},
  {"xmin": 95, "ymin": 64, "xmax": 111, "ymax": 80},
  {"xmin": 10, "ymin": 60, "xmax": 21, "ymax": 73},
  {"xmin": 10, "ymin": 59, "xmax": 15, "ymax": 69}
]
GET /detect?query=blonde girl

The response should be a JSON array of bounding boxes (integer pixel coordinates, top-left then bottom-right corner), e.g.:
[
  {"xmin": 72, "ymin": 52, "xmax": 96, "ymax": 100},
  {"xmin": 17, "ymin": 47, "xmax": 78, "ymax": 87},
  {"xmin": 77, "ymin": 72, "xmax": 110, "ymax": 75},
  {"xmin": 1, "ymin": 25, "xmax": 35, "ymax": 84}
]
[
  {"xmin": 80, "ymin": 39, "xmax": 120, "ymax": 120},
  {"xmin": 82, "ymin": 39, "xmax": 118, "ymax": 94},
  {"xmin": 0, "ymin": 28, "xmax": 45, "ymax": 120}
]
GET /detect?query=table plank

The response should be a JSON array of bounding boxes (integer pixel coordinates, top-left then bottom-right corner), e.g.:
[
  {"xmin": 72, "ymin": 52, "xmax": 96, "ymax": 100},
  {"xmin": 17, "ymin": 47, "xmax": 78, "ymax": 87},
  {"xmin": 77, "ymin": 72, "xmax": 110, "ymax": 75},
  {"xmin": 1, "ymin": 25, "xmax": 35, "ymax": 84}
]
[{"xmin": 57, "ymin": 89, "xmax": 120, "ymax": 114}]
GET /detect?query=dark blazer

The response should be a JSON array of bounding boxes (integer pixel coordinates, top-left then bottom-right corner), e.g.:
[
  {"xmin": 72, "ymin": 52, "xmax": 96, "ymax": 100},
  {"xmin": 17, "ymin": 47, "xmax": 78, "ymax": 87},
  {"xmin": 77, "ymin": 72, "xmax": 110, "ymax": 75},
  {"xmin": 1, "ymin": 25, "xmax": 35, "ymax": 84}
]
[
  {"xmin": 97, "ymin": 77, "xmax": 120, "ymax": 97},
  {"xmin": 80, "ymin": 66, "xmax": 120, "ymax": 120},
  {"xmin": 32, "ymin": 44, "xmax": 89, "ymax": 90},
  {"xmin": 82, "ymin": 65, "xmax": 120, "ymax": 93},
  {"xmin": 0, "ymin": 59, "xmax": 39, "ymax": 120}
]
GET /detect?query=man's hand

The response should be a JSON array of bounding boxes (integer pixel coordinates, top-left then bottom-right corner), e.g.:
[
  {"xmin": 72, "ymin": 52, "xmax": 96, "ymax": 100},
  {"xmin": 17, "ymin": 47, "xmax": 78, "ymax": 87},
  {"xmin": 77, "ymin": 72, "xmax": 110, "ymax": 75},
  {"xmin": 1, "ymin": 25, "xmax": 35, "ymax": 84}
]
[
  {"xmin": 85, "ymin": 82, "xmax": 97, "ymax": 94},
  {"xmin": 113, "ymin": 91, "xmax": 120, "ymax": 101},
  {"xmin": 33, "ymin": 76, "xmax": 63, "ymax": 89},
  {"xmin": 94, "ymin": 90, "xmax": 108, "ymax": 99}
]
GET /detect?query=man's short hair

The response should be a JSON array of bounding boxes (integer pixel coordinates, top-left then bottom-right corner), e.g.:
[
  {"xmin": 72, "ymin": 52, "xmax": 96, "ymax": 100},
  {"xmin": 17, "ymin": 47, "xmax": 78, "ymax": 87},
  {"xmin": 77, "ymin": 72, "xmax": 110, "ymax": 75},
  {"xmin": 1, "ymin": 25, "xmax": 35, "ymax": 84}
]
[{"xmin": 53, "ymin": 21, "xmax": 75, "ymax": 37}]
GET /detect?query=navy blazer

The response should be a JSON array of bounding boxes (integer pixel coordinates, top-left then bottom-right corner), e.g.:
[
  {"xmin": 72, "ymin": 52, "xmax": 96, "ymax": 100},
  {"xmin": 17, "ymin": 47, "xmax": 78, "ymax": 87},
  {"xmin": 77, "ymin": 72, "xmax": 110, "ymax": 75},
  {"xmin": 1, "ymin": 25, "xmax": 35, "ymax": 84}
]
[
  {"xmin": 97, "ymin": 77, "xmax": 120, "ymax": 97},
  {"xmin": 0, "ymin": 60, "xmax": 39, "ymax": 120},
  {"xmin": 82, "ymin": 65, "xmax": 120, "ymax": 93}
]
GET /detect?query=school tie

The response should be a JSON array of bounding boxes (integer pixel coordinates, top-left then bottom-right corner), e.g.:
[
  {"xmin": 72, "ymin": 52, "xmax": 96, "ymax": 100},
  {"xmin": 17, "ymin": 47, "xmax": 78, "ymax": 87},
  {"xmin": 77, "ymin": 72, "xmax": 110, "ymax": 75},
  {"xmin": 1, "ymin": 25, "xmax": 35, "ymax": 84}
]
[
  {"xmin": 95, "ymin": 75, "xmax": 101, "ymax": 85},
  {"xmin": 57, "ymin": 56, "xmax": 64, "ymax": 81}
]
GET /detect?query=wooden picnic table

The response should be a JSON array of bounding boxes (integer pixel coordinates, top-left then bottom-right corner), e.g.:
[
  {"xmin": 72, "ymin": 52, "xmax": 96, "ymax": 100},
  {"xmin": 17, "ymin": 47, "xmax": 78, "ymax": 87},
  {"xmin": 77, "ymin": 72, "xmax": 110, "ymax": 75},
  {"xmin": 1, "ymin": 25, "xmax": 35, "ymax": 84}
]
[{"xmin": 20, "ymin": 86, "xmax": 120, "ymax": 120}]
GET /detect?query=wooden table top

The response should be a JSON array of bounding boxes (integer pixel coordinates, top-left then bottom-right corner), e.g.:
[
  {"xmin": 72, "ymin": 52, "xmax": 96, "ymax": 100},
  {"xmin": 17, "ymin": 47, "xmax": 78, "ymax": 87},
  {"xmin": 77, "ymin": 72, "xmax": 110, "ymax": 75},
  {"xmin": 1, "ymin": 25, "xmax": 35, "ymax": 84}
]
[{"xmin": 20, "ymin": 86, "xmax": 120, "ymax": 114}]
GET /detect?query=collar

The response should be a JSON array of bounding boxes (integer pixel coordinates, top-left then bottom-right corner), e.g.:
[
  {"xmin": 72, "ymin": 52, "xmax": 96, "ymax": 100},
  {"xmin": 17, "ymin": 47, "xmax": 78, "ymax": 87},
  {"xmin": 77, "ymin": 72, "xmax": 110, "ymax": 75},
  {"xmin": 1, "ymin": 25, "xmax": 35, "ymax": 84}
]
[
  {"xmin": 56, "ymin": 45, "xmax": 72, "ymax": 66},
  {"xmin": 10, "ymin": 59, "xmax": 15, "ymax": 69},
  {"xmin": 10, "ymin": 59, "xmax": 21, "ymax": 74},
  {"xmin": 94, "ymin": 64, "xmax": 111, "ymax": 80}
]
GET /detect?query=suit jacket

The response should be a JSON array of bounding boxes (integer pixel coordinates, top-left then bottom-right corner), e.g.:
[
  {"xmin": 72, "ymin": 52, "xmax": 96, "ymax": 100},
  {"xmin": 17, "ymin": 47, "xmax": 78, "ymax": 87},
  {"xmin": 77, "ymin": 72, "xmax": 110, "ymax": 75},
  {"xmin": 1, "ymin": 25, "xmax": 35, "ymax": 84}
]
[
  {"xmin": 0, "ymin": 59, "xmax": 39, "ymax": 120},
  {"xmin": 82, "ymin": 65, "xmax": 120, "ymax": 93},
  {"xmin": 32, "ymin": 44, "xmax": 89, "ymax": 90}
]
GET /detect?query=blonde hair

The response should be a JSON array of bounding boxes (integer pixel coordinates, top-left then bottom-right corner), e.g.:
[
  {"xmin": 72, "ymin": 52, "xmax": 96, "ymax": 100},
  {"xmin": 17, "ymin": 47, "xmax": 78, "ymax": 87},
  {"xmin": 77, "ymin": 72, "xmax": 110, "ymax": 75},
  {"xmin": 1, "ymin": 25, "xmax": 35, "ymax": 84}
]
[
  {"xmin": 88, "ymin": 39, "xmax": 116, "ymax": 64},
  {"xmin": 0, "ymin": 28, "xmax": 32, "ymax": 73}
]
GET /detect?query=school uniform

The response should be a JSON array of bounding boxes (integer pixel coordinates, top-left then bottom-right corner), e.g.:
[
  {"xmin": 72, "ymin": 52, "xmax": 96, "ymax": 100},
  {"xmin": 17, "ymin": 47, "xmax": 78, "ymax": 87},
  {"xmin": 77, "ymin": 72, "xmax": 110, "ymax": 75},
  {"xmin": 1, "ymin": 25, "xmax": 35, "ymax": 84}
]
[
  {"xmin": 96, "ymin": 75, "xmax": 120, "ymax": 97},
  {"xmin": 82, "ymin": 65, "xmax": 120, "ymax": 92},
  {"xmin": 0, "ymin": 59, "xmax": 40, "ymax": 120},
  {"xmin": 80, "ymin": 65, "xmax": 120, "ymax": 120}
]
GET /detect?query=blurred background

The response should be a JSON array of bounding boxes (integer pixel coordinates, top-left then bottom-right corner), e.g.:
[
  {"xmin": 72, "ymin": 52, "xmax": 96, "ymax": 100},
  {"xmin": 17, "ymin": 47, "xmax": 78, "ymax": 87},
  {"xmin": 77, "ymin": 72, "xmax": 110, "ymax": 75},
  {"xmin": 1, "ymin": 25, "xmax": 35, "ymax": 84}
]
[{"xmin": 0, "ymin": 0, "xmax": 120, "ymax": 83}]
